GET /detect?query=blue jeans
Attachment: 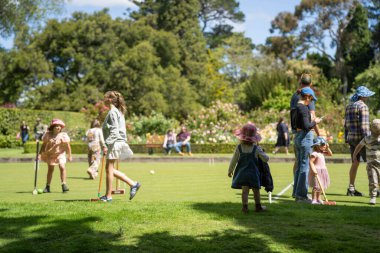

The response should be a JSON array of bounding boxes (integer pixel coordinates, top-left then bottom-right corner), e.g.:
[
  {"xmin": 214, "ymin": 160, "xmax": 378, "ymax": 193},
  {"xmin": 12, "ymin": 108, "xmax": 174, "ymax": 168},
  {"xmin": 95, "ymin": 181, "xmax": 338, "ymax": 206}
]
[
  {"xmin": 175, "ymin": 142, "xmax": 191, "ymax": 153},
  {"xmin": 164, "ymin": 144, "xmax": 175, "ymax": 154},
  {"xmin": 293, "ymin": 130, "xmax": 313, "ymax": 199}
]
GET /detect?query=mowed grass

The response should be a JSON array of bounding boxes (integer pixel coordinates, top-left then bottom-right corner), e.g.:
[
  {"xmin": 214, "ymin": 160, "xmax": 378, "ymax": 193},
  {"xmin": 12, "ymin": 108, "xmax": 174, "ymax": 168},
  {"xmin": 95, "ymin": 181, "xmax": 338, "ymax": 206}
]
[{"xmin": 0, "ymin": 161, "xmax": 379, "ymax": 253}]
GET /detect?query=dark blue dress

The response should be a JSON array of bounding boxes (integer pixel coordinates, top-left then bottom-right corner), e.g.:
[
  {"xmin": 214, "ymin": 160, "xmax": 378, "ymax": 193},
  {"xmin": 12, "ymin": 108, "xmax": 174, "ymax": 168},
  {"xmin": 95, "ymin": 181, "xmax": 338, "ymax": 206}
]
[{"xmin": 231, "ymin": 145, "xmax": 261, "ymax": 189}]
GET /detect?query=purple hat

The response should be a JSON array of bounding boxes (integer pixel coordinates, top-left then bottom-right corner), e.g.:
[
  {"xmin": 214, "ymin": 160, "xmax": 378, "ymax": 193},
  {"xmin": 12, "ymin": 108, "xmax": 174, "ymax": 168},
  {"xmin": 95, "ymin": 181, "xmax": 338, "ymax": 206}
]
[
  {"xmin": 235, "ymin": 123, "xmax": 262, "ymax": 143},
  {"xmin": 49, "ymin": 119, "xmax": 65, "ymax": 129}
]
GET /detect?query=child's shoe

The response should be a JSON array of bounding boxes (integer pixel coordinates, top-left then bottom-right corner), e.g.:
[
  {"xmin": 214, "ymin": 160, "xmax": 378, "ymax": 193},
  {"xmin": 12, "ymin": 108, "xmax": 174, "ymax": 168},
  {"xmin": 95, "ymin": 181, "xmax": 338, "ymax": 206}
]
[
  {"xmin": 255, "ymin": 204, "xmax": 266, "ymax": 212},
  {"xmin": 43, "ymin": 185, "xmax": 50, "ymax": 193},
  {"xmin": 369, "ymin": 197, "xmax": 376, "ymax": 205},
  {"xmin": 129, "ymin": 182, "xmax": 141, "ymax": 200},
  {"xmin": 87, "ymin": 170, "xmax": 93, "ymax": 179},
  {"xmin": 241, "ymin": 204, "xmax": 249, "ymax": 214},
  {"xmin": 311, "ymin": 200, "xmax": 323, "ymax": 205},
  {"xmin": 62, "ymin": 184, "xmax": 69, "ymax": 193},
  {"xmin": 100, "ymin": 195, "xmax": 112, "ymax": 202}
]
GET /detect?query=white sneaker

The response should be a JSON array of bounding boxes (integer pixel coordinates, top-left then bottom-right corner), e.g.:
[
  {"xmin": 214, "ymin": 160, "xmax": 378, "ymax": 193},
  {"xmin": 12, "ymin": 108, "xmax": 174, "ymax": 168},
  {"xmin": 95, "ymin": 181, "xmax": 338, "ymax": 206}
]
[{"xmin": 370, "ymin": 197, "xmax": 376, "ymax": 205}]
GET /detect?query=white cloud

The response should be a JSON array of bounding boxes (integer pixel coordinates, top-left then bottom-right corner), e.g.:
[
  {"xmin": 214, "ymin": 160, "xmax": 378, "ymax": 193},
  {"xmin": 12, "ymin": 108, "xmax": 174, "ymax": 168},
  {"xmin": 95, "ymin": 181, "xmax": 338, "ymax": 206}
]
[{"xmin": 67, "ymin": 0, "xmax": 136, "ymax": 7}]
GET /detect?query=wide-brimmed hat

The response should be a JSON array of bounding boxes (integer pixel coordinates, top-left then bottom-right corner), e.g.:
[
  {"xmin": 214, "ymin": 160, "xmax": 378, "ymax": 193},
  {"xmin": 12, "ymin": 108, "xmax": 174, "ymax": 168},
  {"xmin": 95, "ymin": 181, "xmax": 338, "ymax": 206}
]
[
  {"xmin": 300, "ymin": 87, "xmax": 317, "ymax": 101},
  {"xmin": 312, "ymin": 136, "xmax": 327, "ymax": 147},
  {"xmin": 351, "ymin": 86, "xmax": 375, "ymax": 102},
  {"xmin": 49, "ymin": 119, "xmax": 65, "ymax": 129},
  {"xmin": 370, "ymin": 119, "xmax": 380, "ymax": 136},
  {"xmin": 235, "ymin": 123, "xmax": 261, "ymax": 143}
]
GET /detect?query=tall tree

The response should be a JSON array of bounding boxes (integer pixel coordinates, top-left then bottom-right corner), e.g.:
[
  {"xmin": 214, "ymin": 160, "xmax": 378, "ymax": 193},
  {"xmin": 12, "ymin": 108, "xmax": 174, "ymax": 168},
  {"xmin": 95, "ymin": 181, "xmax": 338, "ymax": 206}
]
[
  {"xmin": 0, "ymin": 0, "xmax": 64, "ymax": 40},
  {"xmin": 269, "ymin": 0, "xmax": 374, "ymax": 98},
  {"xmin": 198, "ymin": 0, "xmax": 244, "ymax": 32},
  {"xmin": 341, "ymin": 3, "xmax": 373, "ymax": 84}
]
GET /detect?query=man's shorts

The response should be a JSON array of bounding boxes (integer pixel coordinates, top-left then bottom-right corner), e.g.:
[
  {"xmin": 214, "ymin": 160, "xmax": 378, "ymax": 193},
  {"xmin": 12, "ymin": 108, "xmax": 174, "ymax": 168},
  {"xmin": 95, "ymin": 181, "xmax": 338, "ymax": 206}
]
[{"xmin": 349, "ymin": 141, "xmax": 366, "ymax": 162}]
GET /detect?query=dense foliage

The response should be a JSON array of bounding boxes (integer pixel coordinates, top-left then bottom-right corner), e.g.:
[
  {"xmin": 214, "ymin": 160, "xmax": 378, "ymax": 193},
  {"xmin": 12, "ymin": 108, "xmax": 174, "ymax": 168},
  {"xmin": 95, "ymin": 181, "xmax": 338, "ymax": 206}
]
[{"xmin": 1, "ymin": 0, "xmax": 380, "ymax": 147}]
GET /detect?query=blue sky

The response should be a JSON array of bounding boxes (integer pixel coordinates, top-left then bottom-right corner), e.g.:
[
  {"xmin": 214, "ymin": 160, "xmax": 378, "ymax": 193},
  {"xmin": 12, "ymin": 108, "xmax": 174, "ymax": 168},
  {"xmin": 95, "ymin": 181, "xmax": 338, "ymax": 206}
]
[{"xmin": 0, "ymin": 0, "xmax": 300, "ymax": 48}]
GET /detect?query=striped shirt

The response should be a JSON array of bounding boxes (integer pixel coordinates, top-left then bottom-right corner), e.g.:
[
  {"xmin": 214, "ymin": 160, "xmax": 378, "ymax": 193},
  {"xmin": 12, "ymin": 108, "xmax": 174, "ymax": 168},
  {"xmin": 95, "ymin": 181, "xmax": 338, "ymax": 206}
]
[
  {"xmin": 360, "ymin": 135, "xmax": 380, "ymax": 163},
  {"xmin": 344, "ymin": 100, "xmax": 370, "ymax": 143}
]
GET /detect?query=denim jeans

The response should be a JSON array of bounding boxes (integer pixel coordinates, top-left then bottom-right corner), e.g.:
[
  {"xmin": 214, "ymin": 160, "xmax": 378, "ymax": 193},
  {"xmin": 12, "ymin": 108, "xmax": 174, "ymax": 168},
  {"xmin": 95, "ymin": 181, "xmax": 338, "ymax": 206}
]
[
  {"xmin": 175, "ymin": 142, "xmax": 191, "ymax": 153},
  {"xmin": 164, "ymin": 144, "xmax": 175, "ymax": 154},
  {"xmin": 293, "ymin": 130, "xmax": 313, "ymax": 199}
]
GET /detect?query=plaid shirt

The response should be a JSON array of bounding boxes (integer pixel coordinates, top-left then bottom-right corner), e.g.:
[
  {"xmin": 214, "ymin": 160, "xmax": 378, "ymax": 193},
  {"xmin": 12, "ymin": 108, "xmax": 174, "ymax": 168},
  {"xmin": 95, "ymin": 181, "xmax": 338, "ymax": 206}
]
[{"xmin": 344, "ymin": 100, "xmax": 370, "ymax": 143}]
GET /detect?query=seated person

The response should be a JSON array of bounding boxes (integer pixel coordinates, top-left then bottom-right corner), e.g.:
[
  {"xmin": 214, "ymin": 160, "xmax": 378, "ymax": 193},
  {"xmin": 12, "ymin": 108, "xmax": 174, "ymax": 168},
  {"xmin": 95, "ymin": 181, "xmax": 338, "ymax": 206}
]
[
  {"xmin": 162, "ymin": 129, "xmax": 177, "ymax": 154},
  {"xmin": 174, "ymin": 125, "xmax": 192, "ymax": 156}
]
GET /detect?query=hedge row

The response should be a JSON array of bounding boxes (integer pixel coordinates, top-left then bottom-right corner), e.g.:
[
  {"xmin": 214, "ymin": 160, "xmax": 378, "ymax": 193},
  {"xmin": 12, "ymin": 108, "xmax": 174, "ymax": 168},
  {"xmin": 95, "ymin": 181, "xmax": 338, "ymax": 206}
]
[
  {"xmin": 24, "ymin": 142, "xmax": 351, "ymax": 154},
  {"xmin": 0, "ymin": 108, "xmax": 88, "ymax": 139}
]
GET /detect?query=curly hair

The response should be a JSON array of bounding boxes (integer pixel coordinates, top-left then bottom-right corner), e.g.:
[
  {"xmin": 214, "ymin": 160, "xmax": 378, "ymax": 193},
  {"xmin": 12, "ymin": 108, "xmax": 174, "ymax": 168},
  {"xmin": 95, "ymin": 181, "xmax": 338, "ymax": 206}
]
[{"xmin": 104, "ymin": 91, "xmax": 126, "ymax": 114}]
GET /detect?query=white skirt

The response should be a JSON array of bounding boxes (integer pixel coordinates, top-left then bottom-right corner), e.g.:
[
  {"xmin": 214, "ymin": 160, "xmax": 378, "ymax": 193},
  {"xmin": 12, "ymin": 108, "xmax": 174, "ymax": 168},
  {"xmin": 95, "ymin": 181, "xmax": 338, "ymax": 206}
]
[{"xmin": 107, "ymin": 142, "xmax": 134, "ymax": 160}]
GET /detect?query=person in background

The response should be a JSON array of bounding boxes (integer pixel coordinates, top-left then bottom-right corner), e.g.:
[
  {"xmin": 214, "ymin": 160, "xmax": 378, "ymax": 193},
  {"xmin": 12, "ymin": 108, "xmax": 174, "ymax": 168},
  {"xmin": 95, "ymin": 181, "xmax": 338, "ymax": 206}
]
[
  {"xmin": 34, "ymin": 118, "xmax": 45, "ymax": 141},
  {"xmin": 352, "ymin": 119, "xmax": 380, "ymax": 205},
  {"xmin": 163, "ymin": 129, "xmax": 177, "ymax": 155},
  {"xmin": 344, "ymin": 86, "xmax": 375, "ymax": 196},
  {"xmin": 273, "ymin": 117, "xmax": 289, "ymax": 155},
  {"xmin": 86, "ymin": 119, "xmax": 106, "ymax": 179},
  {"xmin": 175, "ymin": 125, "xmax": 192, "ymax": 156},
  {"xmin": 293, "ymin": 87, "xmax": 322, "ymax": 203},
  {"xmin": 290, "ymin": 73, "xmax": 320, "ymax": 178},
  {"xmin": 20, "ymin": 121, "xmax": 29, "ymax": 145}
]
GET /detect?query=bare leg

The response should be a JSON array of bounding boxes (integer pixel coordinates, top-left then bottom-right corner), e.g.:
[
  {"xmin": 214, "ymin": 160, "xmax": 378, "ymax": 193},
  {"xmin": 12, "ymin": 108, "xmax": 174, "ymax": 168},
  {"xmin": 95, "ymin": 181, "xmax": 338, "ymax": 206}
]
[
  {"xmin": 349, "ymin": 160, "xmax": 360, "ymax": 186},
  {"xmin": 105, "ymin": 159, "xmax": 115, "ymax": 198},
  {"xmin": 241, "ymin": 186, "xmax": 249, "ymax": 213},
  {"xmin": 242, "ymin": 186, "xmax": 249, "ymax": 205},
  {"xmin": 253, "ymin": 188, "xmax": 261, "ymax": 205},
  {"xmin": 58, "ymin": 163, "xmax": 66, "ymax": 184},
  {"xmin": 113, "ymin": 168, "xmax": 135, "ymax": 187},
  {"xmin": 46, "ymin": 165, "xmax": 54, "ymax": 185}
]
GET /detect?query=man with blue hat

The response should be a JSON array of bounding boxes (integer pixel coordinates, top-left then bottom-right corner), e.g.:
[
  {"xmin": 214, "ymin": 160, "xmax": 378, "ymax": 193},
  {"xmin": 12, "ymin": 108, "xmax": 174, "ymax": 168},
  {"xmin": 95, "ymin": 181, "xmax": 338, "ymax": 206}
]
[
  {"xmin": 290, "ymin": 74, "xmax": 321, "ymax": 189},
  {"xmin": 293, "ymin": 87, "xmax": 322, "ymax": 203},
  {"xmin": 344, "ymin": 86, "xmax": 375, "ymax": 196}
]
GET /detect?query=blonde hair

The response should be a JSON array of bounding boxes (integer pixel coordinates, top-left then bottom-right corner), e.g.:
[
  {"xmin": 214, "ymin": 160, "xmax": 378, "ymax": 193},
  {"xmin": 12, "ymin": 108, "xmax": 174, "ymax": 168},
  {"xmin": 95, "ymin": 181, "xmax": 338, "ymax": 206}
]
[
  {"xmin": 104, "ymin": 91, "xmax": 126, "ymax": 114},
  {"xmin": 91, "ymin": 119, "xmax": 100, "ymax": 128}
]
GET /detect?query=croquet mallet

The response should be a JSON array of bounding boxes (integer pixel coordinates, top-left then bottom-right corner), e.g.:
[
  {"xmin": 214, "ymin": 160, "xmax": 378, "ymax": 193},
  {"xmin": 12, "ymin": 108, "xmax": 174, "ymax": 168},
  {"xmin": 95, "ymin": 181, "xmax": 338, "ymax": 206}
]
[
  {"xmin": 316, "ymin": 174, "xmax": 336, "ymax": 205},
  {"xmin": 90, "ymin": 155, "xmax": 105, "ymax": 201},
  {"xmin": 32, "ymin": 140, "xmax": 40, "ymax": 195},
  {"xmin": 111, "ymin": 160, "xmax": 125, "ymax": 194}
]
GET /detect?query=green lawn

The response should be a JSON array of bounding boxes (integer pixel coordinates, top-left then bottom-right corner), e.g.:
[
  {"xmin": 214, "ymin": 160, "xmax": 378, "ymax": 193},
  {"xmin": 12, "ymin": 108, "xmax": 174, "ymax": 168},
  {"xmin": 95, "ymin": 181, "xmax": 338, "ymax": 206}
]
[{"xmin": 0, "ymin": 161, "xmax": 379, "ymax": 252}]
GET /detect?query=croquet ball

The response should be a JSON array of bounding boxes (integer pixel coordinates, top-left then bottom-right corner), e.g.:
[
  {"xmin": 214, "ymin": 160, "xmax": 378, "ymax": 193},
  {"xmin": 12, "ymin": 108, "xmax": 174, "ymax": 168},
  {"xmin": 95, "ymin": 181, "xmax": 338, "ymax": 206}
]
[
  {"xmin": 150, "ymin": 170, "xmax": 155, "ymax": 175},
  {"xmin": 37, "ymin": 189, "xmax": 43, "ymax": 194}
]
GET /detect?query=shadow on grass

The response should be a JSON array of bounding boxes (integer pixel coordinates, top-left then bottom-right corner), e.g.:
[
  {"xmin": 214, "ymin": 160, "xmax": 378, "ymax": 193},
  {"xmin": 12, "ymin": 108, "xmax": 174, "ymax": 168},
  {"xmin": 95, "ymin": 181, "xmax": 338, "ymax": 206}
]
[
  {"xmin": 67, "ymin": 176, "xmax": 92, "ymax": 180},
  {"xmin": 0, "ymin": 213, "xmax": 130, "ymax": 252},
  {"xmin": 0, "ymin": 210, "xmax": 273, "ymax": 253},
  {"xmin": 192, "ymin": 201, "xmax": 380, "ymax": 252}
]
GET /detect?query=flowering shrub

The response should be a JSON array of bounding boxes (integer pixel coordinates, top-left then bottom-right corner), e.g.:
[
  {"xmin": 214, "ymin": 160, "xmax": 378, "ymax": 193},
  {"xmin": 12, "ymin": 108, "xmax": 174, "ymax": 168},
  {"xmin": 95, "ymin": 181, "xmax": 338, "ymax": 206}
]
[
  {"xmin": 80, "ymin": 101, "xmax": 109, "ymax": 123},
  {"xmin": 184, "ymin": 101, "xmax": 248, "ymax": 144}
]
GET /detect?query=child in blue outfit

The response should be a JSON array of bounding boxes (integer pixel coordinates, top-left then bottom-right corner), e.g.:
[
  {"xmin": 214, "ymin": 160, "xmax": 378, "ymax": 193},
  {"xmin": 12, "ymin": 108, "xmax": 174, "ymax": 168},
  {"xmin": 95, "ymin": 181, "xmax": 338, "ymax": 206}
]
[{"xmin": 228, "ymin": 123, "xmax": 269, "ymax": 213}]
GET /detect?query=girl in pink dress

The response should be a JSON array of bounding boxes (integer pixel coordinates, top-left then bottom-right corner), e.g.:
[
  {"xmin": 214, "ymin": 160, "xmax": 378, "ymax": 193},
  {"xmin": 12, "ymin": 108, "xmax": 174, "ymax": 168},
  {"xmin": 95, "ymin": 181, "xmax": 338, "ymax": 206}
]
[
  {"xmin": 308, "ymin": 137, "xmax": 332, "ymax": 204},
  {"xmin": 39, "ymin": 119, "xmax": 72, "ymax": 193}
]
